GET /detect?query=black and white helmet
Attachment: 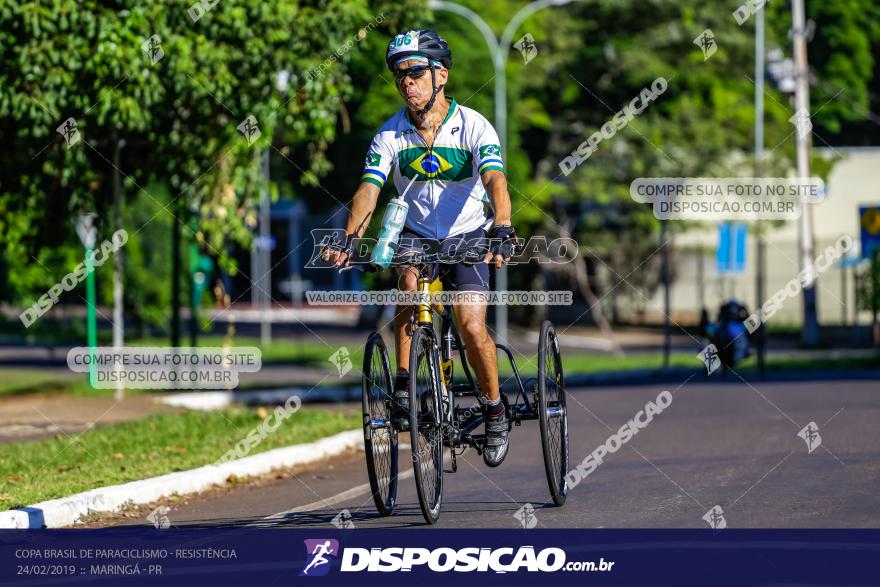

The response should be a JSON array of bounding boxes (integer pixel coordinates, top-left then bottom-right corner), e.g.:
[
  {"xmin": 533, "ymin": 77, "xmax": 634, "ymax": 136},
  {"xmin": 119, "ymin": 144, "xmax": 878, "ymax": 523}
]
[{"xmin": 385, "ymin": 29, "xmax": 453, "ymax": 71}]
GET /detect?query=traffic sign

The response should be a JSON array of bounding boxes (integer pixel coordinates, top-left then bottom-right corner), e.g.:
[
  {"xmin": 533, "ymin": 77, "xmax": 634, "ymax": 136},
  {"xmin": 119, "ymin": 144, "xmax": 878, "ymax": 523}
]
[
  {"xmin": 253, "ymin": 235, "xmax": 276, "ymax": 251},
  {"xmin": 717, "ymin": 222, "xmax": 747, "ymax": 274},
  {"xmin": 860, "ymin": 205, "xmax": 880, "ymax": 259}
]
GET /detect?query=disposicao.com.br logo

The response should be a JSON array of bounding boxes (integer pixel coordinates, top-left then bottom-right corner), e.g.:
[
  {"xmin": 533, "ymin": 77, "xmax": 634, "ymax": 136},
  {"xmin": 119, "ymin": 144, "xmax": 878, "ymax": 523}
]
[
  {"xmin": 299, "ymin": 541, "xmax": 614, "ymax": 574},
  {"xmin": 300, "ymin": 539, "xmax": 340, "ymax": 577}
]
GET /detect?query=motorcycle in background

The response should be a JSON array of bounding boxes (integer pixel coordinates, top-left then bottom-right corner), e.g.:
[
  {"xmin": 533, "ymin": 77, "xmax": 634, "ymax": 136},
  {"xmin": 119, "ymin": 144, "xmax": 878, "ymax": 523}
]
[{"xmin": 699, "ymin": 300, "xmax": 754, "ymax": 375}]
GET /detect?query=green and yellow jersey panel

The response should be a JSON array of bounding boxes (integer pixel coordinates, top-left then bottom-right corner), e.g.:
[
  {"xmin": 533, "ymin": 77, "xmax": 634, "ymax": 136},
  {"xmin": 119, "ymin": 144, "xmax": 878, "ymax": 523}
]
[{"xmin": 361, "ymin": 98, "xmax": 504, "ymax": 239}]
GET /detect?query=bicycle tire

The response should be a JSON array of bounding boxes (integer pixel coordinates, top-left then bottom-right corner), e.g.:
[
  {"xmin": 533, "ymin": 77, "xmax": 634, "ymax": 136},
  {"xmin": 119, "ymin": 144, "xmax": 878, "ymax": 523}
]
[
  {"xmin": 362, "ymin": 332, "xmax": 398, "ymax": 516},
  {"xmin": 409, "ymin": 327, "xmax": 444, "ymax": 524},
  {"xmin": 537, "ymin": 320, "xmax": 569, "ymax": 506}
]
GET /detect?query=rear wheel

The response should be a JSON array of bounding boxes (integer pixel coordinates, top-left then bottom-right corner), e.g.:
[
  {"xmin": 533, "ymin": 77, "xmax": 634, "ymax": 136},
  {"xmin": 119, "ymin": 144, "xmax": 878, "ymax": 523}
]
[
  {"xmin": 362, "ymin": 332, "xmax": 398, "ymax": 515},
  {"xmin": 537, "ymin": 320, "xmax": 568, "ymax": 506},
  {"xmin": 409, "ymin": 327, "xmax": 444, "ymax": 524}
]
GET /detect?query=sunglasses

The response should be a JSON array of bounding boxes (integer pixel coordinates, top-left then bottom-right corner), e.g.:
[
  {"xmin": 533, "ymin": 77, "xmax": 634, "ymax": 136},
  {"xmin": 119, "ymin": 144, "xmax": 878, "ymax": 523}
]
[{"xmin": 394, "ymin": 65, "xmax": 430, "ymax": 85}]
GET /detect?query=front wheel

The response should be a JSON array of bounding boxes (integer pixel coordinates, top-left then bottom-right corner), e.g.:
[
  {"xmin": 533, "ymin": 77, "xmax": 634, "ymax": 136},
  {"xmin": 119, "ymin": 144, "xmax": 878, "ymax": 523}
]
[
  {"xmin": 537, "ymin": 320, "xmax": 569, "ymax": 506},
  {"xmin": 362, "ymin": 332, "xmax": 398, "ymax": 516},
  {"xmin": 409, "ymin": 327, "xmax": 444, "ymax": 524}
]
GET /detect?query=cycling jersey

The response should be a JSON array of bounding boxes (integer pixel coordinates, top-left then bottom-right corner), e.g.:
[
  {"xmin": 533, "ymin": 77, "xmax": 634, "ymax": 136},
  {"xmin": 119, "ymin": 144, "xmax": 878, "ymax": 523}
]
[{"xmin": 361, "ymin": 97, "xmax": 506, "ymax": 239}]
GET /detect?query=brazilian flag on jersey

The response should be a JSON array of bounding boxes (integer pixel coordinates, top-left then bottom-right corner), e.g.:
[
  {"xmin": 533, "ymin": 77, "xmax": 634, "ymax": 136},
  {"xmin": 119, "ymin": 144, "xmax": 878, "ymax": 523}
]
[{"xmin": 398, "ymin": 146, "xmax": 473, "ymax": 182}]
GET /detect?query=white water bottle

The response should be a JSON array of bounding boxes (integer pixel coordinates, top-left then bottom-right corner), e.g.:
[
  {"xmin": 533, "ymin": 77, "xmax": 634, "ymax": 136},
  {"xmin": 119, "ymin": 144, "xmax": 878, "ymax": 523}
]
[{"xmin": 370, "ymin": 197, "xmax": 409, "ymax": 269}]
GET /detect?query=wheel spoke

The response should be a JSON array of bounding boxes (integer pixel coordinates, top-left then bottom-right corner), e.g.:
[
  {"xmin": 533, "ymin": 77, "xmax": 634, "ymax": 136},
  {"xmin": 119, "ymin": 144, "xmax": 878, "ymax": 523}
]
[
  {"xmin": 372, "ymin": 351, "xmax": 392, "ymax": 497},
  {"xmin": 414, "ymin": 337, "xmax": 441, "ymax": 509},
  {"xmin": 538, "ymin": 323, "xmax": 568, "ymax": 505},
  {"xmin": 363, "ymin": 334, "xmax": 397, "ymax": 514},
  {"xmin": 545, "ymin": 331, "xmax": 562, "ymax": 476},
  {"xmin": 408, "ymin": 331, "xmax": 445, "ymax": 522}
]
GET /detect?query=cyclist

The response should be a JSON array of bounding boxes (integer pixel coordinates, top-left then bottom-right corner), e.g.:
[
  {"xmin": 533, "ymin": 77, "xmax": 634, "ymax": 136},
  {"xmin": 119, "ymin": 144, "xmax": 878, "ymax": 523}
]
[{"xmin": 324, "ymin": 29, "xmax": 517, "ymax": 467}]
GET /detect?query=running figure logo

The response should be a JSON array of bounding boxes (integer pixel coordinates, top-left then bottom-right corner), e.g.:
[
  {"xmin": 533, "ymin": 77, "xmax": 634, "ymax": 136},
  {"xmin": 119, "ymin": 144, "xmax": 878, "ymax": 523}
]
[
  {"xmin": 237, "ymin": 115, "xmax": 261, "ymax": 146},
  {"xmin": 300, "ymin": 539, "xmax": 340, "ymax": 577},
  {"xmin": 514, "ymin": 33, "xmax": 538, "ymax": 64},
  {"xmin": 56, "ymin": 117, "xmax": 80, "ymax": 148},
  {"xmin": 702, "ymin": 505, "xmax": 727, "ymax": 530},
  {"xmin": 514, "ymin": 503, "xmax": 538, "ymax": 529},
  {"xmin": 698, "ymin": 344, "xmax": 721, "ymax": 375},
  {"xmin": 693, "ymin": 29, "xmax": 717, "ymax": 60},
  {"xmin": 797, "ymin": 421, "xmax": 822, "ymax": 453},
  {"xmin": 329, "ymin": 347, "xmax": 352, "ymax": 377},
  {"xmin": 789, "ymin": 108, "xmax": 813, "ymax": 139},
  {"xmin": 140, "ymin": 34, "xmax": 164, "ymax": 65}
]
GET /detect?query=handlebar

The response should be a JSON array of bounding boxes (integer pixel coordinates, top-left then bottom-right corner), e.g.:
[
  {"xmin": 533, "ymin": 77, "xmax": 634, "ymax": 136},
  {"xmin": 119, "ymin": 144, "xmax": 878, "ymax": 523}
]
[
  {"xmin": 401, "ymin": 244, "xmax": 489, "ymax": 267},
  {"xmin": 336, "ymin": 242, "xmax": 525, "ymax": 273},
  {"xmin": 337, "ymin": 246, "xmax": 484, "ymax": 273}
]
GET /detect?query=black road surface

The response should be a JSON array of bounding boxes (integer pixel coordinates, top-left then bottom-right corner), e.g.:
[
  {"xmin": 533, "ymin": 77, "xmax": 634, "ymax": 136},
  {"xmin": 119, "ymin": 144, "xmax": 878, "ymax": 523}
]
[{"xmin": 108, "ymin": 378, "xmax": 880, "ymax": 529}]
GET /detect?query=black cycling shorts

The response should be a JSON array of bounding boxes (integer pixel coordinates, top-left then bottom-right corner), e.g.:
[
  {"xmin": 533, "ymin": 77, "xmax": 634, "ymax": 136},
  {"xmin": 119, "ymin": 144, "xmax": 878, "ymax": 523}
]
[{"xmin": 396, "ymin": 227, "xmax": 490, "ymax": 292}]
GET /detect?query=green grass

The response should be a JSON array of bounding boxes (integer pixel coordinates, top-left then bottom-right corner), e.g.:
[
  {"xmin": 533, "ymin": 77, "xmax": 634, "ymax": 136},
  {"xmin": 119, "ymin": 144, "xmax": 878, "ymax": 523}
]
[
  {"xmin": 0, "ymin": 407, "xmax": 359, "ymax": 510},
  {"xmin": 123, "ymin": 341, "xmax": 875, "ymax": 375},
  {"xmin": 1, "ymin": 341, "xmax": 875, "ymax": 399},
  {"xmin": 129, "ymin": 335, "xmax": 359, "ymax": 365},
  {"xmin": 0, "ymin": 318, "xmax": 94, "ymax": 345},
  {"xmin": 760, "ymin": 354, "xmax": 880, "ymax": 372},
  {"xmin": 497, "ymin": 351, "xmax": 879, "ymax": 378},
  {"xmin": 0, "ymin": 320, "xmax": 356, "ymax": 367},
  {"xmin": 0, "ymin": 336, "xmax": 363, "ymax": 398},
  {"xmin": 498, "ymin": 352, "xmax": 699, "ymax": 376},
  {"xmin": 0, "ymin": 369, "xmax": 80, "ymax": 397},
  {"xmin": 0, "ymin": 369, "xmax": 147, "ymax": 398}
]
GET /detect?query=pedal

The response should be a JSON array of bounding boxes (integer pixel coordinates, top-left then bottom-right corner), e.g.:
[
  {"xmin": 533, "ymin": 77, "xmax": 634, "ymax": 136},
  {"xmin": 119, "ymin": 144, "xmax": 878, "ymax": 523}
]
[
  {"xmin": 472, "ymin": 435, "xmax": 486, "ymax": 456},
  {"xmin": 506, "ymin": 404, "xmax": 520, "ymax": 426},
  {"xmin": 445, "ymin": 448, "xmax": 458, "ymax": 473},
  {"xmin": 391, "ymin": 415, "xmax": 410, "ymax": 432}
]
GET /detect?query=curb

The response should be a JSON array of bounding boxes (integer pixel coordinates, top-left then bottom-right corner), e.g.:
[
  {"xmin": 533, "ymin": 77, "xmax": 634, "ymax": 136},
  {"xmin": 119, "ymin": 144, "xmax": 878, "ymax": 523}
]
[
  {"xmin": 562, "ymin": 367, "xmax": 880, "ymax": 388},
  {"xmin": 0, "ymin": 429, "xmax": 363, "ymax": 529},
  {"xmin": 157, "ymin": 386, "xmax": 360, "ymax": 410}
]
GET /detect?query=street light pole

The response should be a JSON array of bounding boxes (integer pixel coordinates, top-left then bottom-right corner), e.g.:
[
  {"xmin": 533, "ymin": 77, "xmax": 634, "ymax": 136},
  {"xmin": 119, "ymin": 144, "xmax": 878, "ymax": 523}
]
[
  {"xmin": 112, "ymin": 136, "xmax": 126, "ymax": 399},
  {"xmin": 76, "ymin": 214, "xmax": 98, "ymax": 389},
  {"xmin": 792, "ymin": 0, "xmax": 820, "ymax": 346},
  {"xmin": 429, "ymin": 0, "xmax": 575, "ymax": 345},
  {"xmin": 754, "ymin": 7, "xmax": 767, "ymax": 373}
]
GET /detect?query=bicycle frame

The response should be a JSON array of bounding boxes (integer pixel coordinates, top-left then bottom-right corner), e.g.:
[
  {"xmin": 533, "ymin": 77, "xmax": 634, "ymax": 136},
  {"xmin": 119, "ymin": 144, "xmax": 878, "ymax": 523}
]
[
  {"xmin": 415, "ymin": 275, "xmax": 438, "ymax": 326},
  {"xmin": 411, "ymin": 273, "xmax": 540, "ymax": 453},
  {"xmin": 413, "ymin": 274, "xmax": 480, "ymax": 394},
  {"xmin": 361, "ymin": 241, "xmax": 571, "ymax": 521},
  {"xmin": 447, "ymin": 341, "xmax": 540, "ymax": 451}
]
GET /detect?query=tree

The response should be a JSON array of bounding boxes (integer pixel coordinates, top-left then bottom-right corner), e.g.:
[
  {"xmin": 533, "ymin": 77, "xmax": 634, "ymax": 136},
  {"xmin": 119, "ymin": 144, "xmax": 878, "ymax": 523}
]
[
  {"xmin": 766, "ymin": 0, "xmax": 880, "ymax": 140},
  {"xmin": 0, "ymin": 0, "xmax": 418, "ymax": 330}
]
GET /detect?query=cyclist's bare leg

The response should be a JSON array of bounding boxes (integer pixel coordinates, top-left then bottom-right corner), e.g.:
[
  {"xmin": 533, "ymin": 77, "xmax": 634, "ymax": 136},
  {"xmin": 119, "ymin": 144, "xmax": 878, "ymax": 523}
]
[
  {"xmin": 454, "ymin": 299, "xmax": 499, "ymax": 401},
  {"xmin": 393, "ymin": 265, "xmax": 419, "ymax": 373}
]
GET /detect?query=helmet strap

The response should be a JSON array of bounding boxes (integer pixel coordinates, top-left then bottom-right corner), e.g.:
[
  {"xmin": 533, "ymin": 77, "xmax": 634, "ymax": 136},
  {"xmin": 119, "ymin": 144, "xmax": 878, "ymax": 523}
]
[{"xmin": 416, "ymin": 65, "xmax": 444, "ymax": 121}]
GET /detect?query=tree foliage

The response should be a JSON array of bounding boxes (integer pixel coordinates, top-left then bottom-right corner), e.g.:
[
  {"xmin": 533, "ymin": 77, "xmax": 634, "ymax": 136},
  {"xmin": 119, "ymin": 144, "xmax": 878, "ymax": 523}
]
[
  {"xmin": 0, "ymin": 0, "xmax": 417, "ymax": 320},
  {"xmin": 1, "ymin": 0, "xmax": 877, "ymax": 329}
]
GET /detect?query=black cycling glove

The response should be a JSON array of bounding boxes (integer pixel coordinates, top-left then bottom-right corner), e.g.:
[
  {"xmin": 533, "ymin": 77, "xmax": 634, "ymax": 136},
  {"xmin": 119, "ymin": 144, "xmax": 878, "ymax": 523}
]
[
  {"xmin": 488, "ymin": 225, "xmax": 518, "ymax": 258},
  {"xmin": 321, "ymin": 232, "xmax": 354, "ymax": 258}
]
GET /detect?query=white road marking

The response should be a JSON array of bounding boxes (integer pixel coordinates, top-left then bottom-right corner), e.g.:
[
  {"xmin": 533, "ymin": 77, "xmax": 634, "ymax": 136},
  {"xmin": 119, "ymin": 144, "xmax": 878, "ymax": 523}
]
[{"xmin": 255, "ymin": 443, "xmax": 414, "ymax": 524}]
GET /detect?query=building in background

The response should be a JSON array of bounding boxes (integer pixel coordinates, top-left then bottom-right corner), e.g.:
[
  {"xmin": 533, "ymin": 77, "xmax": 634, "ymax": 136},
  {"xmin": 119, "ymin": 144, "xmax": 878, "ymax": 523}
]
[{"xmin": 645, "ymin": 147, "xmax": 880, "ymax": 330}]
